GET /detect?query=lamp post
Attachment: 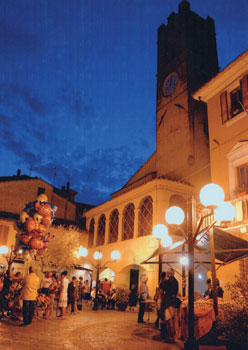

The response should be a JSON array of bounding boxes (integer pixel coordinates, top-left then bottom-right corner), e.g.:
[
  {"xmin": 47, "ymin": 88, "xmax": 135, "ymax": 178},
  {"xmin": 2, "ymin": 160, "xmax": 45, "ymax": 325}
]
[
  {"xmin": 163, "ymin": 184, "xmax": 235, "ymax": 350},
  {"xmin": 92, "ymin": 250, "xmax": 120, "ymax": 311},
  {"xmin": 152, "ymin": 224, "xmax": 172, "ymax": 282}
]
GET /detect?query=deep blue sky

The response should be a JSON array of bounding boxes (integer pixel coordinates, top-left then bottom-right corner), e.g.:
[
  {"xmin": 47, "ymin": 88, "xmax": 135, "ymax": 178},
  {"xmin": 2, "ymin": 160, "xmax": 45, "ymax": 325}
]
[{"xmin": 0, "ymin": 0, "xmax": 247, "ymax": 205}]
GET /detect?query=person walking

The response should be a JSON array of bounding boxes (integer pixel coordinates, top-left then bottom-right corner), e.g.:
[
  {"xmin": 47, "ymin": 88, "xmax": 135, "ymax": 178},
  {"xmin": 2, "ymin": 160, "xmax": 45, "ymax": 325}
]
[
  {"xmin": 160, "ymin": 268, "xmax": 179, "ymax": 343},
  {"xmin": 20, "ymin": 266, "xmax": 39, "ymax": 326},
  {"xmin": 58, "ymin": 271, "xmax": 68, "ymax": 320},
  {"xmin": 83, "ymin": 280, "xmax": 90, "ymax": 304},
  {"xmin": 40, "ymin": 272, "xmax": 52, "ymax": 295},
  {"xmin": 129, "ymin": 284, "xmax": 137, "ymax": 311},
  {"xmin": 44, "ymin": 274, "xmax": 58, "ymax": 320},
  {"xmin": 67, "ymin": 276, "xmax": 76, "ymax": 314},
  {"xmin": 137, "ymin": 275, "xmax": 149, "ymax": 323}
]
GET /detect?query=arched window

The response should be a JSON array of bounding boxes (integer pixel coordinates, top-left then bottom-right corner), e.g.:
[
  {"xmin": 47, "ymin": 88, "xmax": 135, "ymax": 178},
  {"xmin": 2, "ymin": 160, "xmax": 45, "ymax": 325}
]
[
  {"xmin": 138, "ymin": 196, "xmax": 153, "ymax": 237},
  {"xmin": 109, "ymin": 209, "xmax": 119, "ymax": 243},
  {"xmin": 97, "ymin": 214, "xmax": 106, "ymax": 246},
  {"xmin": 122, "ymin": 203, "xmax": 134, "ymax": 240},
  {"xmin": 88, "ymin": 218, "xmax": 95, "ymax": 248}
]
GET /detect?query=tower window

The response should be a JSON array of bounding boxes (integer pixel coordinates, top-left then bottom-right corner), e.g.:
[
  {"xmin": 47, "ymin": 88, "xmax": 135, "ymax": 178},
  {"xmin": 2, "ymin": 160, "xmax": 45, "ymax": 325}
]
[{"xmin": 37, "ymin": 187, "xmax": 45, "ymax": 196}]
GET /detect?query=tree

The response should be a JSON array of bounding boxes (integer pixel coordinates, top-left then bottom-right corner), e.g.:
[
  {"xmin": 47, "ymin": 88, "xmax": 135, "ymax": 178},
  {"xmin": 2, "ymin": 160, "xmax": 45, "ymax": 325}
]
[{"xmin": 34, "ymin": 225, "xmax": 82, "ymax": 272}]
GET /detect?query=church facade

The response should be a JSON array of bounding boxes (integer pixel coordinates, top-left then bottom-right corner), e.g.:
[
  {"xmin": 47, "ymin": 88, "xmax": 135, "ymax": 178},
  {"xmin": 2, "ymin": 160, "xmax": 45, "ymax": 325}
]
[{"xmin": 83, "ymin": 1, "xmax": 221, "ymax": 297}]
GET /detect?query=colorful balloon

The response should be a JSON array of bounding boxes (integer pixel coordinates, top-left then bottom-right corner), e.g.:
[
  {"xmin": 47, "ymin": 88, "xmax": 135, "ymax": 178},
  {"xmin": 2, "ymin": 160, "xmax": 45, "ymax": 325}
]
[
  {"xmin": 28, "ymin": 237, "xmax": 44, "ymax": 250},
  {"xmin": 25, "ymin": 217, "xmax": 36, "ymax": 233}
]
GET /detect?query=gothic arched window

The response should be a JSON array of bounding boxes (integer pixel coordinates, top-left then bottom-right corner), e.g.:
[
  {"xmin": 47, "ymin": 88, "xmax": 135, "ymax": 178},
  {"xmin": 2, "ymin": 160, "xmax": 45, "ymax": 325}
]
[
  {"xmin": 138, "ymin": 196, "xmax": 153, "ymax": 237},
  {"xmin": 122, "ymin": 203, "xmax": 134, "ymax": 240},
  {"xmin": 109, "ymin": 209, "xmax": 119, "ymax": 243},
  {"xmin": 88, "ymin": 218, "xmax": 95, "ymax": 248},
  {"xmin": 97, "ymin": 214, "xmax": 106, "ymax": 246}
]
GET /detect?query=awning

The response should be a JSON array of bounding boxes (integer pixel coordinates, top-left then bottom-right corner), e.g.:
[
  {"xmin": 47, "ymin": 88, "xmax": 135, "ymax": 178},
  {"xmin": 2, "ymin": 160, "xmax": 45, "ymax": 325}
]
[
  {"xmin": 142, "ymin": 227, "xmax": 248, "ymax": 265},
  {"xmin": 196, "ymin": 226, "xmax": 248, "ymax": 264}
]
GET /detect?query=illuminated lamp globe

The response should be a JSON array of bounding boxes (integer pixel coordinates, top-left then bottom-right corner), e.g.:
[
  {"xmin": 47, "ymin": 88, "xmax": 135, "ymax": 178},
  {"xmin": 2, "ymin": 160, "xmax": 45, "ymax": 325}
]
[
  {"xmin": 152, "ymin": 224, "xmax": 168, "ymax": 239},
  {"xmin": 93, "ymin": 251, "xmax": 103, "ymax": 260},
  {"xmin": 165, "ymin": 206, "xmax": 185, "ymax": 225},
  {"xmin": 180, "ymin": 256, "xmax": 189, "ymax": 265},
  {"xmin": 200, "ymin": 183, "xmax": 225, "ymax": 208},
  {"xmin": 111, "ymin": 250, "xmax": 120, "ymax": 260},
  {"xmin": 214, "ymin": 202, "xmax": 235, "ymax": 222},
  {"xmin": 161, "ymin": 235, "xmax": 172, "ymax": 247},
  {"xmin": 78, "ymin": 246, "xmax": 88, "ymax": 257},
  {"xmin": 0, "ymin": 246, "xmax": 8, "ymax": 254}
]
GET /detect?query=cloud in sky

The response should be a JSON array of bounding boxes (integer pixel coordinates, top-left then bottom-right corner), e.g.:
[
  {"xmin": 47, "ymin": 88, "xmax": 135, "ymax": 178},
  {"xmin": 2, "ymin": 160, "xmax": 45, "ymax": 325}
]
[
  {"xmin": 0, "ymin": 0, "xmax": 247, "ymax": 205},
  {"xmin": 0, "ymin": 82, "xmax": 149, "ymax": 204}
]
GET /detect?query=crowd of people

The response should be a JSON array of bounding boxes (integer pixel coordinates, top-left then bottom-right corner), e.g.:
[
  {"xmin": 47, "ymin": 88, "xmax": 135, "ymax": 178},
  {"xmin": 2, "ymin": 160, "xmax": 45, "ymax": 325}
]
[
  {"xmin": 0, "ymin": 265, "xmax": 222, "ymax": 338},
  {"xmin": 0, "ymin": 268, "xmax": 123, "ymax": 325},
  {"xmin": 136, "ymin": 270, "xmax": 224, "ymax": 344}
]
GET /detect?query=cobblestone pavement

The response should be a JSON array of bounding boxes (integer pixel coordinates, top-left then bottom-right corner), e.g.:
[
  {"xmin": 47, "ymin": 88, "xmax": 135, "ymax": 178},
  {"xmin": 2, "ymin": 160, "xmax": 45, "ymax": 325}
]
[{"xmin": 0, "ymin": 306, "xmax": 226, "ymax": 350}]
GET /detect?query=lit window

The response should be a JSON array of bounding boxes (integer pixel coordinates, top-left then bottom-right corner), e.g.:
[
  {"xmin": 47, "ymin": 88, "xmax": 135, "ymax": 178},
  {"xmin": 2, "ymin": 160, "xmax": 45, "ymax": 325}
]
[
  {"xmin": 138, "ymin": 196, "xmax": 153, "ymax": 237},
  {"xmin": 122, "ymin": 203, "xmax": 134, "ymax": 240},
  {"xmin": 109, "ymin": 209, "xmax": 119, "ymax": 243},
  {"xmin": 96, "ymin": 215, "xmax": 105, "ymax": 246}
]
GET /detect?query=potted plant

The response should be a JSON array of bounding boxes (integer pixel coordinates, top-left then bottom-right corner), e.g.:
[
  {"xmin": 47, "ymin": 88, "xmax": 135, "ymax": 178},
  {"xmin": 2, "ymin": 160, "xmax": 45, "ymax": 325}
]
[
  {"xmin": 115, "ymin": 285, "xmax": 129, "ymax": 311},
  {"xmin": 216, "ymin": 277, "xmax": 248, "ymax": 350}
]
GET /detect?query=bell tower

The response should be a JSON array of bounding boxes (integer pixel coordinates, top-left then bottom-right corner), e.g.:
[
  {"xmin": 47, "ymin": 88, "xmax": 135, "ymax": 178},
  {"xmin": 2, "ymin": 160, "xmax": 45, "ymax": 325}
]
[{"xmin": 156, "ymin": 0, "xmax": 219, "ymax": 191}]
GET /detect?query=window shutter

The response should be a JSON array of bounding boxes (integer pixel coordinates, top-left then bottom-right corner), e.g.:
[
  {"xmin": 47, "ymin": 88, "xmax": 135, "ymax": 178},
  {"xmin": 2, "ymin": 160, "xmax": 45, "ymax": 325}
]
[
  {"xmin": 240, "ymin": 74, "xmax": 248, "ymax": 110},
  {"xmin": 220, "ymin": 91, "xmax": 228, "ymax": 124},
  {"xmin": 0, "ymin": 225, "xmax": 9, "ymax": 245}
]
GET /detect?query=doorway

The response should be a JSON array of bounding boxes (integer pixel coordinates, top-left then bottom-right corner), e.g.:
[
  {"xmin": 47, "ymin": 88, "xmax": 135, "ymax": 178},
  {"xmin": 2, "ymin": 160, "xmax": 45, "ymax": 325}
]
[{"xmin": 129, "ymin": 268, "xmax": 139, "ymax": 290}]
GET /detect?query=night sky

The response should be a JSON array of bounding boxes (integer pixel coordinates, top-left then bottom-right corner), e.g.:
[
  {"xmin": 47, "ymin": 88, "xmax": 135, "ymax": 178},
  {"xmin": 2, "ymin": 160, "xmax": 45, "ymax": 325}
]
[{"xmin": 0, "ymin": 0, "xmax": 247, "ymax": 205}]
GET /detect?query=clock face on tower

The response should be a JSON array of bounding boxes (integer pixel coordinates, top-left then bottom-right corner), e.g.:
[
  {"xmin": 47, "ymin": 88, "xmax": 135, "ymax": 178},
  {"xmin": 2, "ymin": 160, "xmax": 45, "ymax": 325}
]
[{"xmin": 162, "ymin": 72, "xmax": 178, "ymax": 97}]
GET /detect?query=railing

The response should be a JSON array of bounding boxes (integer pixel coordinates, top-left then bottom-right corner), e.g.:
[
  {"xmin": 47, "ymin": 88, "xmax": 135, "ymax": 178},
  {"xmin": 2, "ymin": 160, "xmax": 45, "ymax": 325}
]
[{"xmin": 197, "ymin": 194, "xmax": 248, "ymax": 232}]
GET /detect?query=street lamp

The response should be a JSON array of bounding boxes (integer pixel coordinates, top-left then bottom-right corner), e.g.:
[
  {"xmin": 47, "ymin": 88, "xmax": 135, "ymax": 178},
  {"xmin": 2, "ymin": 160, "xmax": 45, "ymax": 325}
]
[
  {"xmin": 92, "ymin": 249, "xmax": 120, "ymax": 311},
  {"xmin": 0, "ymin": 246, "xmax": 8, "ymax": 255},
  {"xmin": 164, "ymin": 183, "xmax": 235, "ymax": 350},
  {"xmin": 152, "ymin": 224, "xmax": 172, "ymax": 281},
  {"xmin": 77, "ymin": 246, "xmax": 88, "ymax": 258}
]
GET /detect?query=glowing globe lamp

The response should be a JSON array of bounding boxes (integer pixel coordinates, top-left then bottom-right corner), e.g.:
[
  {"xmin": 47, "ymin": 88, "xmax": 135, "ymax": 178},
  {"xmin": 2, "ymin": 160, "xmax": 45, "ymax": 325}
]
[
  {"xmin": 180, "ymin": 256, "xmax": 189, "ymax": 265},
  {"xmin": 161, "ymin": 235, "xmax": 172, "ymax": 247},
  {"xmin": 152, "ymin": 224, "xmax": 168, "ymax": 239},
  {"xmin": 93, "ymin": 251, "xmax": 103, "ymax": 260},
  {"xmin": 111, "ymin": 250, "xmax": 120, "ymax": 260},
  {"xmin": 165, "ymin": 206, "xmax": 185, "ymax": 225},
  {"xmin": 0, "ymin": 246, "xmax": 8, "ymax": 254},
  {"xmin": 200, "ymin": 183, "xmax": 225, "ymax": 207},
  {"xmin": 214, "ymin": 202, "xmax": 235, "ymax": 222},
  {"xmin": 78, "ymin": 246, "xmax": 88, "ymax": 257}
]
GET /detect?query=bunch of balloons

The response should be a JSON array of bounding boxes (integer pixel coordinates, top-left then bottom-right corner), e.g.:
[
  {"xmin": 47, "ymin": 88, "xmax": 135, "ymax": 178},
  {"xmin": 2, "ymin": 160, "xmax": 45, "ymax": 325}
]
[{"xmin": 16, "ymin": 194, "xmax": 57, "ymax": 258}]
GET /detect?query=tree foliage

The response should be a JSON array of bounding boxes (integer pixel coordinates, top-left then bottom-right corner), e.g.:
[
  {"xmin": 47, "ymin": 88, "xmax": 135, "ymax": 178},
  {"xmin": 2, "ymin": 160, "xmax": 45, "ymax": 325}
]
[{"xmin": 36, "ymin": 225, "xmax": 82, "ymax": 272}]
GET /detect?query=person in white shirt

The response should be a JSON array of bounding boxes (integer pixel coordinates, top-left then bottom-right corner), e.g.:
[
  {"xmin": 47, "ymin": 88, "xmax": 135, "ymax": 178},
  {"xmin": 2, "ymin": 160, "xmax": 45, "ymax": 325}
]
[
  {"xmin": 58, "ymin": 271, "xmax": 68, "ymax": 320},
  {"xmin": 40, "ymin": 272, "xmax": 52, "ymax": 295}
]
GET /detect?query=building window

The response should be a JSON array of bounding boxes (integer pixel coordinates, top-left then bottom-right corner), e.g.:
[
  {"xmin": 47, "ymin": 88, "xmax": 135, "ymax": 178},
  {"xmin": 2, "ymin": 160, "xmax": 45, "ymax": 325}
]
[
  {"xmin": 109, "ymin": 209, "xmax": 119, "ymax": 243},
  {"xmin": 239, "ymin": 258, "xmax": 248, "ymax": 280},
  {"xmin": 230, "ymin": 87, "xmax": 243, "ymax": 118},
  {"xmin": 37, "ymin": 187, "xmax": 45, "ymax": 196},
  {"xmin": 122, "ymin": 203, "xmax": 134, "ymax": 240},
  {"xmin": 96, "ymin": 215, "xmax": 105, "ymax": 246},
  {"xmin": 88, "ymin": 219, "xmax": 95, "ymax": 248},
  {"xmin": 220, "ymin": 75, "xmax": 248, "ymax": 124},
  {"xmin": 0, "ymin": 225, "xmax": 9, "ymax": 245},
  {"xmin": 237, "ymin": 163, "xmax": 248, "ymax": 192},
  {"xmin": 138, "ymin": 196, "xmax": 153, "ymax": 237}
]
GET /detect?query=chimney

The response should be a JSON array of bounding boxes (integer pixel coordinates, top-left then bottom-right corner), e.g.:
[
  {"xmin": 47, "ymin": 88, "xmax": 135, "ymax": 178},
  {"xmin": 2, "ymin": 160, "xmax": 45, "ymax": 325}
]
[{"xmin": 17, "ymin": 169, "xmax": 21, "ymax": 176}]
